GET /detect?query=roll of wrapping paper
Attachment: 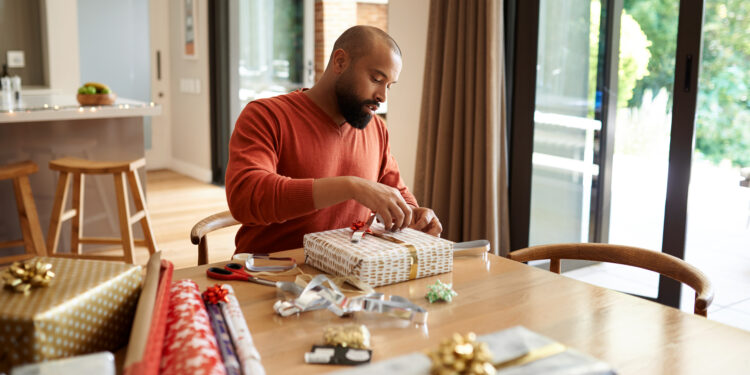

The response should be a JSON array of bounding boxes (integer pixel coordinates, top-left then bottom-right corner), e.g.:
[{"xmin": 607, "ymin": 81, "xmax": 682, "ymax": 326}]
[
  {"xmin": 205, "ymin": 302, "xmax": 242, "ymax": 375},
  {"xmin": 160, "ymin": 280, "xmax": 226, "ymax": 375},
  {"xmin": 221, "ymin": 284, "xmax": 266, "ymax": 375}
]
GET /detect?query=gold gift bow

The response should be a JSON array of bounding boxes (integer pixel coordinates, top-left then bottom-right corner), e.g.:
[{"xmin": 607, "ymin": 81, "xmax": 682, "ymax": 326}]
[
  {"xmin": 428, "ymin": 332, "xmax": 567, "ymax": 375},
  {"xmin": 2, "ymin": 260, "xmax": 55, "ymax": 294},
  {"xmin": 369, "ymin": 232, "xmax": 419, "ymax": 280}
]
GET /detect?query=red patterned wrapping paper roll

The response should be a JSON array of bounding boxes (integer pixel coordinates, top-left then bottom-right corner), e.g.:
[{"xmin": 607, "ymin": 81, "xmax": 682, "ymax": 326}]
[{"xmin": 160, "ymin": 279, "xmax": 227, "ymax": 375}]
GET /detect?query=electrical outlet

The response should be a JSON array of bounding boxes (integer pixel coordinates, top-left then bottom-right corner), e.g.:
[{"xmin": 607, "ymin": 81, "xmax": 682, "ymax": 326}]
[{"xmin": 7, "ymin": 51, "xmax": 25, "ymax": 68}]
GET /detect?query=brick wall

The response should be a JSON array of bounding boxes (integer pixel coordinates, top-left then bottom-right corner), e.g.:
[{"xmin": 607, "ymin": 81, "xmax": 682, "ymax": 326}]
[
  {"xmin": 314, "ymin": 1, "xmax": 389, "ymax": 82},
  {"xmin": 357, "ymin": 3, "xmax": 388, "ymax": 33}
]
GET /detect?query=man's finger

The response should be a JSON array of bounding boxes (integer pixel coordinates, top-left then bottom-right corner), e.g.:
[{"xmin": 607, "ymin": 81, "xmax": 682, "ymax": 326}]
[
  {"xmin": 424, "ymin": 218, "xmax": 442, "ymax": 236},
  {"xmin": 391, "ymin": 205, "xmax": 405, "ymax": 231},
  {"xmin": 380, "ymin": 210, "xmax": 393, "ymax": 231},
  {"xmin": 397, "ymin": 201, "xmax": 412, "ymax": 231}
]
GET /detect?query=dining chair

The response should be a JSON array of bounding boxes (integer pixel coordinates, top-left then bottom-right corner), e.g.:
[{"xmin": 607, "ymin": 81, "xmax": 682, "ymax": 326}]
[
  {"xmin": 190, "ymin": 210, "xmax": 239, "ymax": 265},
  {"xmin": 508, "ymin": 243, "xmax": 714, "ymax": 317}
]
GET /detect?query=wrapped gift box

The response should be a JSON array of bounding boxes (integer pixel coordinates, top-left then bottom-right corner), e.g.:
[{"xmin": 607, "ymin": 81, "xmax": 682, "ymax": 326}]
[
  {"xmin": 0, "ymin": 257, "xmax": 142, "ymax": 371},
  {"xmin": 330, "ymin": 326, "xmax": 614, "ymax": 375},
  {"xmin": 304, "ymin": 223, "xmax": 453, "ymax": 287}
]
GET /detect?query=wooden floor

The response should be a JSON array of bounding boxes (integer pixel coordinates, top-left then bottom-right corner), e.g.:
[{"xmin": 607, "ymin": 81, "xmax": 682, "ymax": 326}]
[{"xmin": 99, "ymin": 169, "xmax": 237, "ymax": 269}]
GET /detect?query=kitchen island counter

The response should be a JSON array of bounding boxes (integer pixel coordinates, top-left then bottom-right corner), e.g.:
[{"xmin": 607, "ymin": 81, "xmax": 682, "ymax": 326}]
[{"xmin": 1, "ymin": 94, "xmax": 161, "ymax": 257}]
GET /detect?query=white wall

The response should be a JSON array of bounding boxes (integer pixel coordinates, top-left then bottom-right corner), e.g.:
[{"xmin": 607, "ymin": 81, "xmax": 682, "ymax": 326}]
[
  {"xmin": 78, "ymin": 0, "xmax": 152, "ymax": 147},
  {"xmin": 387, "ymin": 0, "xmax": 430, "ymax": 190},
  {"xmin": 43, "ymin": 0, "xmax": 80, "ymax": 93},
  {"xmin": 167, "ymin": 0, "xmax": 212, "ymax": 182}
]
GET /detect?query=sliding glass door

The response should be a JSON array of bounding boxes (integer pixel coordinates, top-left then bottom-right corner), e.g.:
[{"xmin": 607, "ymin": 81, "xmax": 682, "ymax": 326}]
[
  {"xmin": 210, "ymin": 0, "xmax": 314, "ymax": 183},
  {"xmin": 229, "ymin": 0, "xmax": 315, "ymax": 130},
  {"xmin": 510, "ymin": 0, "xmax": 705, "ymax": 308}
]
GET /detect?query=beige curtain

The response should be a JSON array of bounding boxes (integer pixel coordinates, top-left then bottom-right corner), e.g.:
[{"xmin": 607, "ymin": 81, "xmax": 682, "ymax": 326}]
[{"xmin": 414, "ymin": 0, "xmax": 510, "ymax": 256}]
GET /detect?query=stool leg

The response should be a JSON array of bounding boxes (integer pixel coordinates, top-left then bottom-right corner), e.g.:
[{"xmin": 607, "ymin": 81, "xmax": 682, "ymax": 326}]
[
  {"xmin": 48, "ymin": 171, "xmax": 71, "ymax": 256},
  {"xmin": 127, "ymin": 170, "xmax": 157, "ymax": 255},
  {"xmin": 114, "ymin": 172, "xmax": 135, "ymax": 264},
  {"xmin": 13, "ymin": 175, "xmax": 46, "ymax": 256},
  {"xmin": 70, "ymin": 173, "xmax": 84, "ymax": 255}
]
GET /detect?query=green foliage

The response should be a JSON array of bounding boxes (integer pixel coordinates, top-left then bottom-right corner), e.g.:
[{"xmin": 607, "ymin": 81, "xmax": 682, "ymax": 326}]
[
  {"xmin": 588, "ymin": 2, "xmax": 651, "ymax": 115},
  {"xmin": 273, "ymin": 0, "xmax": 304, "ymax": 83},
  {"xmin": 624, "ymin": 0, "xmax": 750, "ymax": 167}
]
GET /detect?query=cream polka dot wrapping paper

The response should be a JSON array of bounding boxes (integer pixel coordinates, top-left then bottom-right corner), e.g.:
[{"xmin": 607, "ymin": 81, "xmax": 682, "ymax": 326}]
[
  {"xmin": 304, "ymin": 223, "xmax": 454, "ymax": 287},
  {"xmin": 0, "ymin": 257, "xmax": 142, "ymax": 371}
]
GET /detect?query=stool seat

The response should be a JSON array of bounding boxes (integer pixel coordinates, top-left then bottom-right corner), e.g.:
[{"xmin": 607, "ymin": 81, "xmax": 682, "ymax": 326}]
[
  {"xmin": 0, "ymin": 160, "xmax": 46, "ymax": 264},
  {"xmin": 47, "ymin": 157, "xmax": 157, "ymax": 264},
  {"xmin": 0, "ymin": 160, "xmax": 38, "ymax": 181},
  {"xmin": 49, "ymin": 157, "xmax": 146, "ymax": 174}
]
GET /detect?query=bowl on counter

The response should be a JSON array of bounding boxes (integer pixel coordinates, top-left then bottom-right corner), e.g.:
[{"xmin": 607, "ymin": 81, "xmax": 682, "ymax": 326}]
[{"xmin": 76, "ymin": 93, "xmax": 117, "ymax": 106}]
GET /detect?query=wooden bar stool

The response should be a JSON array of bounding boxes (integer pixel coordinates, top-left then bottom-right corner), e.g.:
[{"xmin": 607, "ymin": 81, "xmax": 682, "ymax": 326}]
[
  {"xmin": 47, "ymin": 157, "xmax": 157, "ymax": 264},
  {"xmin": 0, "ymin": 161, "xmax": 46, "ymax": 264}
]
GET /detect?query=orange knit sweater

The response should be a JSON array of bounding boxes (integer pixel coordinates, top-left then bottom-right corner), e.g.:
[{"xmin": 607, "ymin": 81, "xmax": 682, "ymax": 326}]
[{"xmin": 226, "ymin": 90, "xmax": 418, "ymax": 253}]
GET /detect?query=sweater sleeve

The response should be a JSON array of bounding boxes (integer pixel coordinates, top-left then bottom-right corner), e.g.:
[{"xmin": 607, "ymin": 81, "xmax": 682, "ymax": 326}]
[
  {"xmin": 377, "ymin": 120, "xmax": 419, "ymax": 208},
  {"xmin": 225, "ymin": 102, "xmax": 316, "ymax": 225}
]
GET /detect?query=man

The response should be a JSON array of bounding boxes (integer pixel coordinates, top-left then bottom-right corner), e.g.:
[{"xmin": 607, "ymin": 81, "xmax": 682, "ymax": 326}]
[{"xmin": 226, "ymin": 25, "xmax": 442, "ymax": 254}]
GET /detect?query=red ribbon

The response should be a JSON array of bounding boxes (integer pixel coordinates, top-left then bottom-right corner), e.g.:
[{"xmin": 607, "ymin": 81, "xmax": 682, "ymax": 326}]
[
  {"xmin": 201, "ymin": 284, "xmax": 229, "ymax": 305},
  {"xmin": 350, "ymin": 221, "xmax": 373, "ymax": 233}
]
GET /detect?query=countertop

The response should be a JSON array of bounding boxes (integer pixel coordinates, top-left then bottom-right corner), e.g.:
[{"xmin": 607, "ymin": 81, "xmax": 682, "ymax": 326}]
[{"xmin": 0, "ymin": 94, "xmax": 161, "ymax": 123}]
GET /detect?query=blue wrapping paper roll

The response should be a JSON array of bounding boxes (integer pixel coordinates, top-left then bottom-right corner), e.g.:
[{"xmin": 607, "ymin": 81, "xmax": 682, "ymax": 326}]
[{"xmin": 205, "ymin": 302, "xmax": 242, "ymax": 375}]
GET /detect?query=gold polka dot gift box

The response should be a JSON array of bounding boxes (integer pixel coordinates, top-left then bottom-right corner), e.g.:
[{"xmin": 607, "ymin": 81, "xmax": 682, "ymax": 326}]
[
  {"xmin": 0, "ymin": 257, "xmax": 142, "ymax": 371},
  {"xmin": 304, "ymin": 222, "xmax": 454, "ymax": 287}
]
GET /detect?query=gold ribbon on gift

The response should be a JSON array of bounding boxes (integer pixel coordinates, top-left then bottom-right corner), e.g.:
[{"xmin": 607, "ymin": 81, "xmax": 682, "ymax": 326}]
[
  {"xmin": 2, "ymin": 259, "xmax": 55, "ymax": 294},
  {"xmin": 370, "ymin": 232, "xmax": 419, "ymax": 280},
  {"xmin": 427, "ymin": 332, "xmax": 567, "ymax": 375},
  {"xmin": 492, "ymin": 342, "xmax": 567, "ymax": 370}
]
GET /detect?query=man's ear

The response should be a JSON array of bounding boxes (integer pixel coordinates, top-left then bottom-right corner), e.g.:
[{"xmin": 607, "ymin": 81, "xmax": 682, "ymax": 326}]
[{"xmin": 331, "ymin": 49, "xmax": 350, "ymax": 74}]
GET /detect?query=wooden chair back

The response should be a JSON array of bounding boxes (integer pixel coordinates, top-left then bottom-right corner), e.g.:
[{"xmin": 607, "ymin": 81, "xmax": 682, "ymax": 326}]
[
  {"xmin": 190, "ymin": 210, "xmax": 240, "ymax": 265},
  {"xmin": 508, "ymin": 243, "xmax": 714, "ymax": 317}
]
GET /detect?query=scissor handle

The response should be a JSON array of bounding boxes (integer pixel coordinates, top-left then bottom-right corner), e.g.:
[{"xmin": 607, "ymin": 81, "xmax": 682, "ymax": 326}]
[{"xmin": 206, "ymin": 267, "xmax": 246, "ymax": 281}]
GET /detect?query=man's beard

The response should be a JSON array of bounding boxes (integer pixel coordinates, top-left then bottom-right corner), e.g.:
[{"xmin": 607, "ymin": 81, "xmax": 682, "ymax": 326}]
[{"xmin": 334, "ymin": 74, "xmax": 378, "ymax": 129}]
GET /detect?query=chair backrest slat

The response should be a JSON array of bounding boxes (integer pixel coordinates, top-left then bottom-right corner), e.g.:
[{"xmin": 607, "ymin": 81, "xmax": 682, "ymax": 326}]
[{"xmin": 509, "ymin": 243, "xmax": 713, "ymax": 317}]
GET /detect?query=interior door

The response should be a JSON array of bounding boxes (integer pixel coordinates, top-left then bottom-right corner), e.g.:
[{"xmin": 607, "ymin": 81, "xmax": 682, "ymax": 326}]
[{"xmin": 147, "ymin": 0, "xmax": 172, "ymax": 170}]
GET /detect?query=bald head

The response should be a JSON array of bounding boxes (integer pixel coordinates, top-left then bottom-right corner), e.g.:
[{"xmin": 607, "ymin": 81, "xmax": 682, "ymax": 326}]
[{"xmin": 329, "ymin": 25, "xmax": 402, "ymax": 64}]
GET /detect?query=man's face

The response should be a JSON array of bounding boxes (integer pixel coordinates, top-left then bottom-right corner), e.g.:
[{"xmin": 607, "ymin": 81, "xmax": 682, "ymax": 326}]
[{"xmin": 334, "ymin": 41, "xmax": 402, "ymax": 129}]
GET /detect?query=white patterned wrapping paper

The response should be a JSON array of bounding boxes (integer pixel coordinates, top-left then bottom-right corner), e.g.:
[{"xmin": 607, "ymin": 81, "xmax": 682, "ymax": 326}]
[
  {"xmin": 0, "ymin": 257, "xmax": 142, "ymax": 372},
  {"xmin": 304, "ymin": 224, "xmax": 454, "ymax": 287},
  {"xmin": 220, "ymin": 284, "xmax": 265, "ymax": 375}
]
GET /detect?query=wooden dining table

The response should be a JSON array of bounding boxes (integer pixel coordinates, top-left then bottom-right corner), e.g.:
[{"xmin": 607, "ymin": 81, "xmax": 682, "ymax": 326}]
[{"xmin": 172, "ymin": 249, "xmax": 750, "ymax": 374}]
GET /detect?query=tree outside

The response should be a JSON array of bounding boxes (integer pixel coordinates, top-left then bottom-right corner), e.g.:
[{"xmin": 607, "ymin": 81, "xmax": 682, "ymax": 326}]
[{"xmin": 624, "ymin": 0, "xmax": 750, "ymax": 168}]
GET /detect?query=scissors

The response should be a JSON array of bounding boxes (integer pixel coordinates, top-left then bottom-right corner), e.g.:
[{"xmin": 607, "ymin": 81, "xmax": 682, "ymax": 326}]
[
  {"xmin": 206, "ymin": 263, "xmax": 277, "ymax": 287},
  {"xmin": 232, "ymin": 253, "xmax": 297, "ymax": 272}
]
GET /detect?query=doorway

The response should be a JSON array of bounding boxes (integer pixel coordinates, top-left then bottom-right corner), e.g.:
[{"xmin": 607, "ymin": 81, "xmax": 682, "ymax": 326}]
[{"xmin": 509, "ymin": 0, "xmax": 704, "ymax": 309}]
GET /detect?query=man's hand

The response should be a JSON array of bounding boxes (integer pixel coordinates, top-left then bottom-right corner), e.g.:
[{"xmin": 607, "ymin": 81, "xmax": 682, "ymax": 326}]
[
  {"xmin": 350, "ymin": 178, "xmax": 412, "ymax": 232},
  {"xmin": 312, "ymin": 176, "xmax": 412, "ymax": 232},
  {"xmin": 409, "ymin": 207, "xmax": 442, "ymax": 236}
]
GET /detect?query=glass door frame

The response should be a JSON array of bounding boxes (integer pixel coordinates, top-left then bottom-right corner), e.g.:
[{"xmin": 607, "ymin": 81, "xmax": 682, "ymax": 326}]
[
  {"xmin": 209, "ymin": 0, "xmax": 315, "ymax": 184},
  {"xmin": 507, "ymin": 0, "xmax": 706, "ymax": 309}
]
